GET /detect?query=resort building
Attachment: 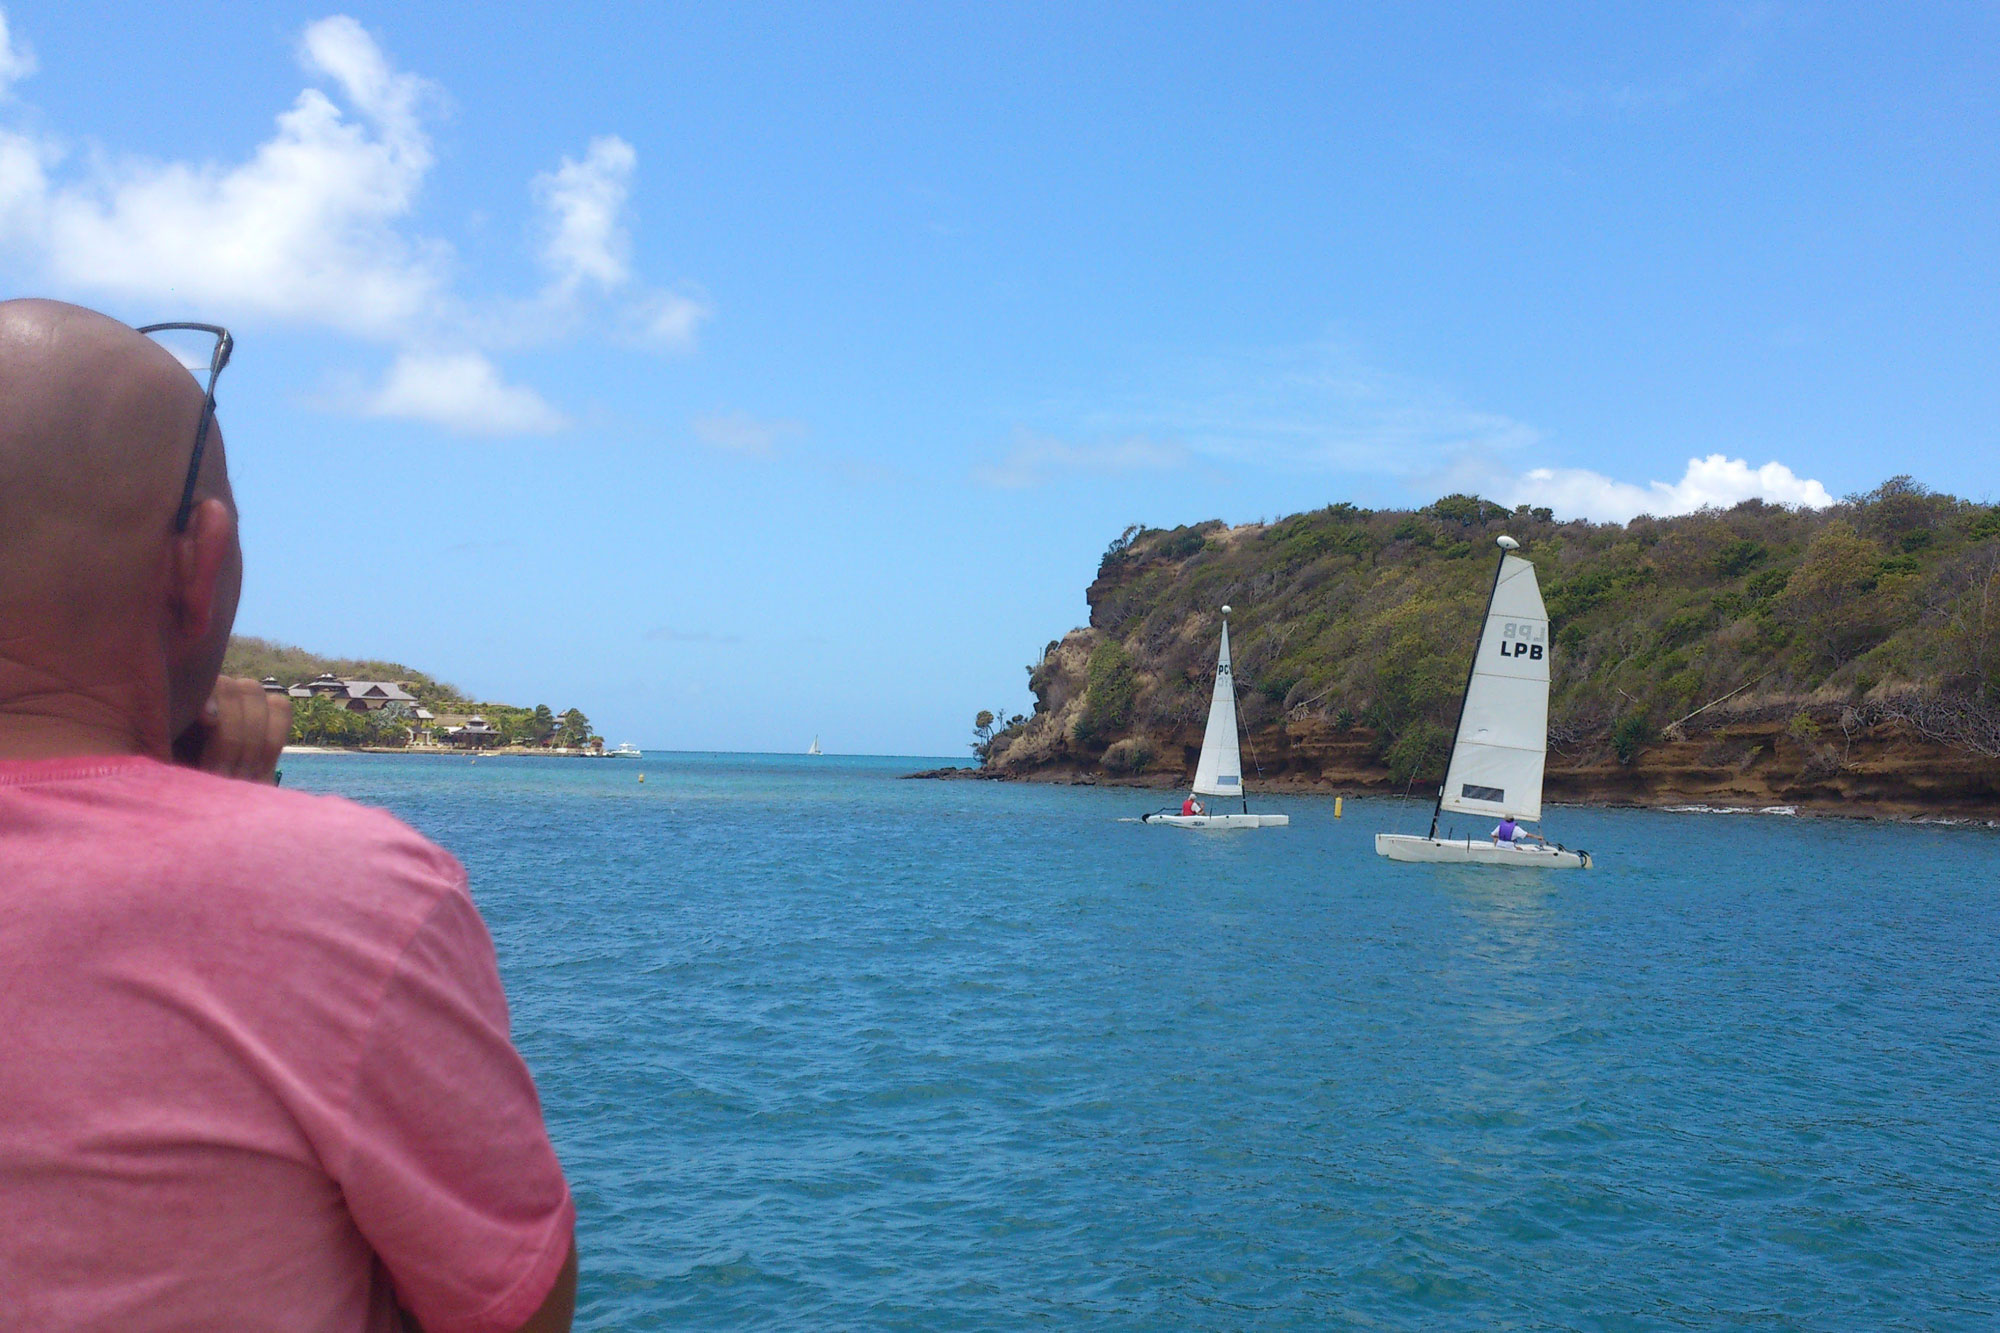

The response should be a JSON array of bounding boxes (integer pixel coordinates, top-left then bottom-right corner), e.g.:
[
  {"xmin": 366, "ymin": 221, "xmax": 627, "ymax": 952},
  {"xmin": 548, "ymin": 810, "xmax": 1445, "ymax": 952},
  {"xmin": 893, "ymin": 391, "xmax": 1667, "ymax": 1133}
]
[
  {"xmin": 335, "ymin": 681, "xmax": 420, "ymax": 712},
  {"xmin": 442, "ymin": 715, "xmax": 500, "ymax": 749},
  {"xmin": 265, "ymin": 674, "xmax": 423, "ymax": 713}
]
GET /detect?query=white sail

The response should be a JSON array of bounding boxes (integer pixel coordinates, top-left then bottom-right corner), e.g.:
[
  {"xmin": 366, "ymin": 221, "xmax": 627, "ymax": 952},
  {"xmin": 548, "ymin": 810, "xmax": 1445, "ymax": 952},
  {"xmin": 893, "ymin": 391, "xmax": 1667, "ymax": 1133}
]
[
  {"xmin": 807, "ymin": 736, "xmax": 822, "ymax": 755},
  {"xmin": 1190, "ymin": 619, "xmax": 1243, "ymax": 798},
  {"xmin": 1437, "ymin": 552, "xmax": 1549, "ymax": 822}
]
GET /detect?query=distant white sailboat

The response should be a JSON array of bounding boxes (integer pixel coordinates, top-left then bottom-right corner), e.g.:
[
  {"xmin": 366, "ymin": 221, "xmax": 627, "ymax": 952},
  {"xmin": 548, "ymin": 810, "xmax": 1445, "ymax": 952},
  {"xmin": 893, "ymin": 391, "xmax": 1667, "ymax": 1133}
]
[
  {"xmin": 807, "ymin": 736, "xmax": 823, "ymax": 756},
  {"xmin": 1375, "ymin": 536, "xmax": 1591, "ymax": 868},
  {"xmin": 1141, "ymin": 606, "xmax": 1289, "ymax": 829}
]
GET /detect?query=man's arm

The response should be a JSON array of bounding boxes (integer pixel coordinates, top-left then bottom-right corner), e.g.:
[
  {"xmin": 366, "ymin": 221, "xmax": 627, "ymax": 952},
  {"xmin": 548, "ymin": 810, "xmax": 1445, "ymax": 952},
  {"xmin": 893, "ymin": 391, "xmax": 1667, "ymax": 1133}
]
[
  {"xmin": 400, "ymin": 1238, "xmax": 576, "ymax": 1333},
  {"xmin": 518, "ymin": 1239, "xmax": 577, "ymax": 1333},
  {"xmin": 343, "ymin": 880, "xmax": 575, "ymax": 1333}
]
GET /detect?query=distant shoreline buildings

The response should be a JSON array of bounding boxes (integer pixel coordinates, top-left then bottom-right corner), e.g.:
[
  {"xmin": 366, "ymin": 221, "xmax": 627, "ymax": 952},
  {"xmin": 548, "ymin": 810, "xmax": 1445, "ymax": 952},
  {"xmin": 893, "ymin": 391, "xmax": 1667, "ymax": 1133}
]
[{"xmin": 259, "ymin": 674, "xmax": 601, "ymax": 752}]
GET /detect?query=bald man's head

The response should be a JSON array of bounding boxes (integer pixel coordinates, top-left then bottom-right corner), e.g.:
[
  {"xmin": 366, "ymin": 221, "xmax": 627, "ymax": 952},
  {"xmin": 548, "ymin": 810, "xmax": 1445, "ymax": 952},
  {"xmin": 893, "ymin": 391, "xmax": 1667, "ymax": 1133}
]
[{"xmin": 0, "ymin": 298, "xmax": 242, "ymax": 755}]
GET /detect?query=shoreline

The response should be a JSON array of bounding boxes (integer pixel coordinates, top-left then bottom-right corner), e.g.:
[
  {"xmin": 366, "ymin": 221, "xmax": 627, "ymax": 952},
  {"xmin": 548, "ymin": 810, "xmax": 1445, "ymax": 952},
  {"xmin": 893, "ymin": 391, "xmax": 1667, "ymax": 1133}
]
[
  {"xmin": 282, "ymin": 745, "xmax": 632, "ymax": 758},
  {"xmin": 905, "ymin": 764, "xmax": 2000, "ymax": 826}
]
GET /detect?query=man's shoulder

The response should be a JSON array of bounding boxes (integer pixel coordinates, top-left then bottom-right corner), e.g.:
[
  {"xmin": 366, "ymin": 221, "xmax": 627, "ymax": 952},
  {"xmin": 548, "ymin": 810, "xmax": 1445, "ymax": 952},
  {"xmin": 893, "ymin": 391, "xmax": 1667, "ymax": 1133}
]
[{"xmin": 132, "ymin": 761, "xmax": 466, "ymax": 912}]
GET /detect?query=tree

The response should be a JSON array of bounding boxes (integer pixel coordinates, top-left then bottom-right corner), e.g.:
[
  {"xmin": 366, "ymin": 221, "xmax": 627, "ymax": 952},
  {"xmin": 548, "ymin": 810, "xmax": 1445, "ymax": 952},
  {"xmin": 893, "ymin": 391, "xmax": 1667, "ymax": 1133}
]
[
  {"xmin": 529, "ymin": 704, "xmax": 557, "ymax": 745},
  {"xmin": 1928, "ymin": 543, "xmax": 2000, "ymax": 699},
  {"xmin": 290, "ymin": 694, "xmax": 366, "ymax": 747},
  {"xmin": 558, "ymin": 708, "xmax": 591, "ymax": 747},
  {"xmin": 1774, "ymin": 520, "xmax": 1888, "ymax": 666},
  {"xmin": 1427, "ymin": 493, "xmax": 1507, "ymax": 527},
  {"xmin": 1854, "ymin": 475, "xmax": 1948, "ymax": 544},
  {"xmin": 1102, "ymin": 524, "xmax": 1146, "ymax": 565},
  {"xmin": 971, "ymin": 708, "xmax": 1021, "ymax": 760},
  {"xmin": 364, "ymin": 700, "xmax": 414, "ymax": 747}
]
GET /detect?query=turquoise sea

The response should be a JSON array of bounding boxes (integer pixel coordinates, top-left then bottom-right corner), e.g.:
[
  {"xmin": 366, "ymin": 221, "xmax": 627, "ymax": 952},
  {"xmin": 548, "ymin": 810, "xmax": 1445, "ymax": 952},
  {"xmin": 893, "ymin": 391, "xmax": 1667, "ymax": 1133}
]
[{"xmin": 282, "ymin": 751, "xmax": 2000, "ymax": 1331}]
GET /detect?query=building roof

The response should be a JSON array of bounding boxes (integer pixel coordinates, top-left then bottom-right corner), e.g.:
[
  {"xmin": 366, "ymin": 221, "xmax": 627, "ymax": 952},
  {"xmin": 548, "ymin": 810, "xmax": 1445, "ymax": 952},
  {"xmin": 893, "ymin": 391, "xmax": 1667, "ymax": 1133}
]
[{"xmin": 341, "ymin": 681, "xmax": 418, "ymax": 703}]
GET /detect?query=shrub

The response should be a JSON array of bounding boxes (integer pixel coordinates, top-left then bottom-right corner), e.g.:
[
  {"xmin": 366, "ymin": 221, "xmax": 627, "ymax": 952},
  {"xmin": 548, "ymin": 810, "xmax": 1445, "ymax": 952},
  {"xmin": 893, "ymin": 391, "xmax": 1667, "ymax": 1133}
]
[
  {"xmin": 1428, "ymin": 493, "xmax": 1509, "ymax": 527},
  {"xmin": 1390, "ymin": 516, "xmax": 1437, "ymax": 547},
  {"xmin": 1101, "ymin": 738, "xmax": 1154, "ymax": 773},
  {"xmin": 1611, "ymin": 714, "xmax": 1652, "ymax": 764},
  {"xmin": 1074, "ymin": 640, "xmax": 1139, "ymax": 746},
  {"xmin": 1745, "ymin": 567, "xmax": 1792, "ymax": 600},
  {"xmin": 1714, "ymin": 539, "xmax": 1768, "ymax": 577},
  {"xmin": 1383, "ymin": 721, "xmax": 1450, "ymax": 784},
  {"xmin": 1101, "ymin": 523, "xmax": 1147, "ymax": 567},
  {"xmin": 1660, "ymin": 608, "xmax": 1709, "ymax": 645}
]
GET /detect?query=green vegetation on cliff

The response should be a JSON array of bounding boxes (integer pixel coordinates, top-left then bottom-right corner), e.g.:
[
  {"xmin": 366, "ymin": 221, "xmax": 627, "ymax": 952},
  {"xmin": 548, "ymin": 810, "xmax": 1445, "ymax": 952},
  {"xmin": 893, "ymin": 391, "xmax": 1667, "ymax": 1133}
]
[{"xmin": 993, "ymin": 479, "xmax": 2000, "ymax": 789}]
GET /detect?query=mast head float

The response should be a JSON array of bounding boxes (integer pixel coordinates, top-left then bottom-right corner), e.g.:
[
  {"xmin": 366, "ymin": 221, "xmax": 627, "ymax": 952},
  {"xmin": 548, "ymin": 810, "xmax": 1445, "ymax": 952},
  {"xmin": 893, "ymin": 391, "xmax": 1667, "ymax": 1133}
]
[
  {"xmin": 1496, "ymin": 535, "xmax": 1520, "ymax": 550},
  {"xmin": 1221, "ymin": 604, "xmax": 1232, "ymax": 615}
]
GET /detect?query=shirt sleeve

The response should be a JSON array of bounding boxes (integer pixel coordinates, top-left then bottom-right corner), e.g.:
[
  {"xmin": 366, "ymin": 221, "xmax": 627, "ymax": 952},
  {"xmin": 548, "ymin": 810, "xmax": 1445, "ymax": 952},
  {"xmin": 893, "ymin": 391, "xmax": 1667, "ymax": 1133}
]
[{"xmin": 337, "ymin": 881, "xmax": 575, "ymax": 1333}]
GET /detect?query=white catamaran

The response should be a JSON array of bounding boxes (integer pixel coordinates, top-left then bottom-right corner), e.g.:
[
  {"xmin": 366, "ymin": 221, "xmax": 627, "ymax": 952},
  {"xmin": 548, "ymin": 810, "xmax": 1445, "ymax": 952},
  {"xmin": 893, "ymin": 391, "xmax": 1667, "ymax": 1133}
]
[
  {"xmin": 1375, "ymin": 536, "xmax": 1591, "ymax": 868},
  {"xmin": 1142, "ymin": 606, "xmax": 1290, "ymax": 829}
]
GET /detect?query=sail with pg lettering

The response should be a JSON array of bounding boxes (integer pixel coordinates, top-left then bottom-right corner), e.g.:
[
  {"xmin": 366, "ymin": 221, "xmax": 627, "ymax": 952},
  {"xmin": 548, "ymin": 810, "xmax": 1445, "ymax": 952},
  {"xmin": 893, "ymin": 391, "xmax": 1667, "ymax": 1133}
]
[
  {"xmin": 1189, "ymin": 619, "xmax": 1243, "ymax": 799},
  {"xmin": 1138, "ymin": 607, "xmax": 1288, "ymax": 830}
]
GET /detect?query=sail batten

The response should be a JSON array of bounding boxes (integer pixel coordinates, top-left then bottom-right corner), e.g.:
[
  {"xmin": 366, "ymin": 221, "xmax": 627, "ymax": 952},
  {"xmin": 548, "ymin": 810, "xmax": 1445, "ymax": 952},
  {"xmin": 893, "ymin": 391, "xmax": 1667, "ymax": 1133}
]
[
  {"xmin": 1437, "ymin": 552, "xmax": 1550, "ymax": 822},
  {"xmin": 1190, "ymin": 619, "xmax": 1243, "ymax": 797}
]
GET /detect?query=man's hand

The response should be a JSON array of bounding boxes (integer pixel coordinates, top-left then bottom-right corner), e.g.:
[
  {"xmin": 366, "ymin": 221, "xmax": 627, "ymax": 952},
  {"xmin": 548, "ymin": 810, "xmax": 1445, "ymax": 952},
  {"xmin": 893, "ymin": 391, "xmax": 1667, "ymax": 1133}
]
[{"xmin": 172, "ymin": 675, "xmax": 292, "ymax": 783}]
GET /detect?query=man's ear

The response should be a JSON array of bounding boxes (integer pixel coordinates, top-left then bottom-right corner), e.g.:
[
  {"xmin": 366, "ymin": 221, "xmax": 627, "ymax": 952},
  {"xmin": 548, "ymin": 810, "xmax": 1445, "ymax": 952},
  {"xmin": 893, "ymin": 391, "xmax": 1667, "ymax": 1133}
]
[{"xmin": 169, "ymin": 496, "xmax": 237, "ymax": 645}]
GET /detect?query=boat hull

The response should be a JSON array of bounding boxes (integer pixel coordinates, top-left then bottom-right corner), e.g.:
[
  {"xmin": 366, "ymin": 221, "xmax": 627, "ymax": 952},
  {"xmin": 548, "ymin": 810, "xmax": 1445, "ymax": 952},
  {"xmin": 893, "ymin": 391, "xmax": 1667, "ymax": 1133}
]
[
  {"xmin": 1142, "ymin": 813, "xmax": 1290, "ymax": 829},
  {"xmin": 1375, "ymin": 833, "xmax": 1589, "ymax": 869}
]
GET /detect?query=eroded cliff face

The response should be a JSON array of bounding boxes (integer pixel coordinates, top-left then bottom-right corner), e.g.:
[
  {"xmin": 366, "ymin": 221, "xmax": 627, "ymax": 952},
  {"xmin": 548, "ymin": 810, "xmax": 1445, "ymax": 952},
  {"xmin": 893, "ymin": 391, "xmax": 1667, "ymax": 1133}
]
[
  {"xmin": 984, "ymin": 508, "xmax": 2000, "ymax": 820},
  {"xmin": 992, "ymin": 687, "xmax": 2000, "ymax": 817}
]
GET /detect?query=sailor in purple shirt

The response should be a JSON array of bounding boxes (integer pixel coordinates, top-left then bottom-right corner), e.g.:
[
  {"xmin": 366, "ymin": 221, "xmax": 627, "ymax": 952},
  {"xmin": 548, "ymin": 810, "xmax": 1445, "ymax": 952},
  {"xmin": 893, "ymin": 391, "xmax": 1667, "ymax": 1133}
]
[{"xmin": 1491, "ymin": 816, "xmax": 1548, "ymax": 849}]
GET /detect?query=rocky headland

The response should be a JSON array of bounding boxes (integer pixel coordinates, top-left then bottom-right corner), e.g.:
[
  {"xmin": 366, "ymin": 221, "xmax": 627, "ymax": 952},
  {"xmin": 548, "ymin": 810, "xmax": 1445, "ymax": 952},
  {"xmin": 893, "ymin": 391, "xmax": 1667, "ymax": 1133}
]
[{"xmin": 973, "ymin": 483, "xmax": 2000, "ymax": 820}]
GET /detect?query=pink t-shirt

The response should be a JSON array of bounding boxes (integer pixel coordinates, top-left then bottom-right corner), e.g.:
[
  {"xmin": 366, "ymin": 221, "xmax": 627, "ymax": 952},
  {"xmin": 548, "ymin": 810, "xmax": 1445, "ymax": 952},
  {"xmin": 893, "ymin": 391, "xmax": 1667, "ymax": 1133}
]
[{"xmin": 0, "ymin": 755, "xmax": 575, "ymax": 1333}]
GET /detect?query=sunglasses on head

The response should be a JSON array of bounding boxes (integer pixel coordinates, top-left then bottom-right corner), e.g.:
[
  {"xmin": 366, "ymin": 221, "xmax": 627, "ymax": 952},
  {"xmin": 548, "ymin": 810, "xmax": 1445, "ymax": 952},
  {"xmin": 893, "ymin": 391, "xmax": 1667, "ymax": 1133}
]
[{"xmin": 138, "ymin": 323, "xmax": 234, "ymax": 532}]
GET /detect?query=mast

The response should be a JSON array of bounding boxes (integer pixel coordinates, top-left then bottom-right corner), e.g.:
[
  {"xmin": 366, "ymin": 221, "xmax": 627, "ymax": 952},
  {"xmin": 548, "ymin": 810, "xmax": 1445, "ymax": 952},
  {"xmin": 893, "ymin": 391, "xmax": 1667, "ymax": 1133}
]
[
  {"xmin": 1429, "ymin": 535, "xmax": 1518, "ymax": 839},
  {"xmin": 1225, "ymin": 605, "xmax": 1247, "ymax": 814}
]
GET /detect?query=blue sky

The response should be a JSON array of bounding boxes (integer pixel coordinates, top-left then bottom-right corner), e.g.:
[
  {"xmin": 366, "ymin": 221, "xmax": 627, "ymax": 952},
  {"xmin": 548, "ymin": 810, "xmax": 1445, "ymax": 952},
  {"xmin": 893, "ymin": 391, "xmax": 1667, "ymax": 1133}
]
[{"xmin": 2, "ymin": 3, "xmax": 1994, "ymax": 754}]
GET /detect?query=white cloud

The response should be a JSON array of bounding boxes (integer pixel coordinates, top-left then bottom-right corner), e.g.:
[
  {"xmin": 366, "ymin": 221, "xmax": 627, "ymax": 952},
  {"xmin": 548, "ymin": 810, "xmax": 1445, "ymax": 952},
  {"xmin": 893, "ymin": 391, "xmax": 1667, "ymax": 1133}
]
[
  {"xmin": 692, "ymin": 410, "xmax": 803, "ymax": 456},
  {"xmin": 0, "ymin": 125, "xmax": 47, "ymax": 234},
  {"xmin": 535, "ymin": 135, "xmax": 634, "ymax": 293},
  {"xmin": 0, "ymin": 11, "xmax": 704, "ymax": 433},
  {"xmin": 362, "ymin": 350, "xmax": 566, "ymax": 434},
  {"xmin": 18, "ymin": 16, "xmax": 443, "ymax": 338},
  {"xmin": 527, "ymin": 134, "xmax": 710, "ymax": 351},
  {"xmin": 0, "ymin": 10, "xmax": 33, "ymax": 98},
  {"xmin": 976, "ymin": 428, "xmax": 1188, "ymax": 489},
  {"xmin": 626, "ymin": 289, "xmax": 709, "ymax": 351},
  {"xmin": 1500, "ymin": 454, "xmax": 1833, "ymax": 523}
]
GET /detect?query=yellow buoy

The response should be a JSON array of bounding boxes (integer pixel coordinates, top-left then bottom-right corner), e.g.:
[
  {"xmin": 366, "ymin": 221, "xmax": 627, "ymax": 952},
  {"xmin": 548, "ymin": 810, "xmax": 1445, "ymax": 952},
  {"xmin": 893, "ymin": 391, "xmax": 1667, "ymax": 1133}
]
[
  {"xmin": 638, "ymin": 773, "xmax": 645, "ymax": 783},
  {"xmin": 1335, "ymin": 796, "xmax": 1343, "ymax": 818}
]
